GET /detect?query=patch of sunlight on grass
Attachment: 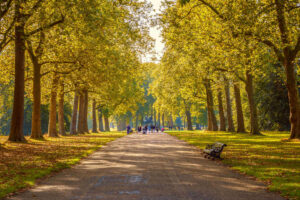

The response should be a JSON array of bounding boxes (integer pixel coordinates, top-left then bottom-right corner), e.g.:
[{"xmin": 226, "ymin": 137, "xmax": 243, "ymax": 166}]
[
  {"xmin": 168, "ymin": 130, "xmax": 300, "ymax": 200},
  {"xmin": 0, "ymin": 131, "xmax": 125, "ymax": 199}
]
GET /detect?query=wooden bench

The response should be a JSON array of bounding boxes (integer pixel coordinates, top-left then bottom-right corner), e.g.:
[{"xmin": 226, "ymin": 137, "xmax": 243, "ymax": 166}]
[{"xmin": 203, "ymin": 142, "xmax": 227, "ymax": 159}]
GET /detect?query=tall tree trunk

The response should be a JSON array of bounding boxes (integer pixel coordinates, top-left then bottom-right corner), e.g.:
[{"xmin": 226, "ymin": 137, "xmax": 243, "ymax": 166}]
[
  {"xmin": 286, "ymin": 61, "xmax": 300, "ymax": 139},
  {"xmin": 205, "ymin": 80, "xmax": 218, "ymax": 131},
  {"xmin": 185, "ymin": 107, "xmax": 193, "ymax": 131},
  {"xmin": 154, "ymin": 110, "xmax": 156, "ymax": 126},
  {"xmin": 234, "ymin": 83, "xmax": 245, "ymax": 133},
  {"xmin": 135, "ymin": 112, "xmax": 138, "ymax": 130},
  {"xmin": 224, "ymin": 79, "xmax": 235, "ymax": 132},
  {"xmin": 170, "ymin": 115, "xmax": 174, "ymax": 128},
  {"xmin": 58, "ymin": 80, "xmax": 65, "ymax": 136},
  {"xmin": 245, "ymin": 71, "xmax": 260, "ymax": 135},
  {"xmin": 9, "ymin": 2, "xmax": 26, "ymax": 142},
  {"xmin": 158, "ymin": 113, "xmax": 161, "ymax": 128},
  {"xmin": 217, "ymin": 91, "xmax": 226, "ymax": 131},
  {"xmin": 83, "ymin": 90, "xmax": 89, "ymax": 133},
  {"xmin": 104, "ymin": 116, "xmax": 110, "ymax": 131},
  {"xmin": 48, "ymin": 73, "xmax": 59, "ymax": 137},
  {"xmin": 70, "ymin": 92, "xmax": 78, "ymax": 135},
  {"xmin": 31, "ymin": 61, "xmax": 42, "ymax": 139},
  {"xmin": 207, "ymin": 109, "xmax": 212, "ymax": 130},
  {"xmin": 162, "ymin": 113, "xmax": 165, "ymax": 127},
  {"xmin": 273, "ymin": 0, "xmax": 300, "ymax": 139},
  {"xmin": 77, "ymin": 92, "xmax": 85, "ymax": 134},
  {"xmin": 140, "ymin": 113, "xmax": 144, "ymax": 126},
  {"xmin": 98, "ymin": 109, "xmax": 104, "ymax": 132},
  {"xmin": 92, "ymin": 99, "xmax": 97, "ymax": 133}
]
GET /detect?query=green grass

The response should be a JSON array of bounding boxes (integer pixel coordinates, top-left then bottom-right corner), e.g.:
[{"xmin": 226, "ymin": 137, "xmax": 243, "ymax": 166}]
[
  {"xmin": 0, "ymin": 132, "xmax": 125, "ymax": 199},
  {"xmin": 167, "ymin": 130, "xmax": 300, "ymax": 200}
]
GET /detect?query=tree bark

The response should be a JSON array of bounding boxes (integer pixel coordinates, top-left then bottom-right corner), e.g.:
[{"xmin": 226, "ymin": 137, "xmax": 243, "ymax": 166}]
[
  {"xmin": 158, "ymin": 113, "xmax": 161, "ymax": 128},
  {"xmin": 48, "ymin": 73, "xmax": 59, "ymax": 137},
  {"xmin": 274, "ymin": 0, "xmax": 300, "ymax": 139},
  {"xmin": 217, "ymin": 91, "xmax": 226, "ymax": 131},
  {"xmin": 98, "ymin": 109, "xmax": 104, "ymax": 132},
  {"xmin": 83, "ymin": 90, "xmax": 89, "ymax": 133},
  {"xmin": 58, "ymin": 80, "xmax": 65, "ymax": 136},
  {"xmin": 185, "ymin": 107, "xmax": 193, "ymax": 131},
  {"xmin": 92, "ymin": 99, "xmax": 97, "ymax": 133},
  {"xmin": 234, "ymin": 83, "xmax": 245, "ymax": 133},
  {"xmin": 285, "ymin": 61, "xmax": 300, "ymax": 139},
  {"xmin": 154, "ymin": 110, "xmax": 156, "ymax": 126},
  {"xmin": 104, "ymin": 116, "xmax": 110, "ymax": 132},
  {"xmin": 162, "ymin": 113, "xmax": 164, "ymax": 127},
  {"xmin": 135, "ymin": 112, "xmax": 139, "ymax": 130},
  {"xmin": 77, "ymin": 92, "xmax": 85, "ymax": 134},
  {"xmin": 245, "ymin": 71, "xmax": 260, "ymax": 135},
  {"xmin": 224, "ymin": 79, "xmax": 235, "ymax": 132},
  {"xmin": 205, "ymin": 80, "xmax": 218, "ymax": 131},
  {"xmin": 30, "ymin": 60, "xmax": 42, "ymax": 139},
  {"xmin": 9, "ymin": 1, "xmax": 26, "ymax": 142},
  {"xmin": 70, "ymin": 92, "xmax": 79, "ymax": 135}
]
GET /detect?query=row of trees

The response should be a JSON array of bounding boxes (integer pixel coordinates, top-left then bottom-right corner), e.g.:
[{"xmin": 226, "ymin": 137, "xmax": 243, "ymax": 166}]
[
  {"xmin": 151, "ymin": 0, "xmax": 299, "ymax": 139},
  {"xmin": 0, "ymin": 0, "xmax": 152, "ymax": 141}
]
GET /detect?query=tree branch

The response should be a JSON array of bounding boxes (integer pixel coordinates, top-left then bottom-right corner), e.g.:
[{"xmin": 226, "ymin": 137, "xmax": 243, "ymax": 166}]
[
  {"xmin": 26, "ymin": 15, "xmax": 64, "ymax": 37},
  {"xmin": 197, "ymin": 0, "xmax": 224, "ymax": 19}
]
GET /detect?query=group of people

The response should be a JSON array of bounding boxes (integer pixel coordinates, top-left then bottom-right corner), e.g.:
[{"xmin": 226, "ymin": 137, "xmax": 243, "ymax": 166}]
[
  {"xmin": 137, "ymin": 125, "xmax": 161, "ymax": 134},
  {"xmin": 126, "ymin": 125, "xmax": 164, "ymax": 135}
]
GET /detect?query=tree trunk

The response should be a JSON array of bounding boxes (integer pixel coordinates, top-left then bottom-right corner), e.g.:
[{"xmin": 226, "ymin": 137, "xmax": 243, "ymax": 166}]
[
  {"xmin": 104, "ymin": 116, "xmax": 110, "ymax": 131},
  {"xmin": 234, "ymin": 83, "xmax": 245, "ymax": 133},
  {"xmin": 31, "ymin": 61, "xmax": 42, "ymax": 139},
  {"xmin": 92, "ymin": 99, "xmax": 97, "ymax": 133},
  {"xmin": 77, "ymin": 92, "xmax": 85, "ymax": 134},
  {"xmin": 170, "ymin": 115, "xmax": 174, "ymax": 128},
  {"xmin": 83, "ymin": 90, "xmax": 89, "ymax": 133},
  {"xmin": 9, "ymin": 2, "xmax": 26, "ymax": 142},
  {"xmin": 70, "ymin": 92, "xmax": 79, "ymax": 135},
  {"xmin": 274, "ymin": 0, "xmax": 300, "ymax": 139},
  {"xmin": 162, "ymin": 113, "xmax": 164, "ymax": 127},
  {"xmin": 58, "ymin": 80, "xmax": 65, "ymax": 136},
  {"xmin": 154, "ymin": 110, "xmax": 156, "ymax": 126},
  {"xmin": 185, "ymin": 107, "xmax": 193, "ymax": 131},
  {"xmin": 205, "ymin": 80, "xmax": 218, "ymax": 131},
  {"xmin": 135, "ymin": 112, "xmax": 138, "ymax": 130},
  {"xmin": 98, "ymin": 109, "xmax": 104, "ymax": 132},
  {"xmin": 245, "ymin": 71, "xmax": 260, "ymax": 135},
  {"xmin": 224, "ymin": 79, "xmax": 235, "ymax": 132},
  {"xmin": 207, "ymin": 109, "xmax": 212, "ymax": 131},
  {"xmin": 158, "ymin": 113, "xmax": 161, "ymax": 128},
  {"xmin": 48, "ymin": 73, "xmax": 59, "ymax": 137},
  {"xmin": 285, "ymin": 61, "xmax": 300, "ymax": 139},
  {"xmin": 217, "ymin": 91, "xmax": 226, "ymax": 131}
]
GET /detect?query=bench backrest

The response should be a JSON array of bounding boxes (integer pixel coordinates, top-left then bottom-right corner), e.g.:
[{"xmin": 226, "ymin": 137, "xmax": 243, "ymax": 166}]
[{"xmin": 212, "ymin": 142, "xmax": 227, "ymax": 152}]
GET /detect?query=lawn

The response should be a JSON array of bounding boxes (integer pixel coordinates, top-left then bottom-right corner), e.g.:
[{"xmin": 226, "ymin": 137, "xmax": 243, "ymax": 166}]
[
  {"xmin": 0, "ymin": 132, "xmax": 125, "ymax": 199},
  {"xmin": 168, "ymin": 131, "xmax": 300, "ymax": 200}
]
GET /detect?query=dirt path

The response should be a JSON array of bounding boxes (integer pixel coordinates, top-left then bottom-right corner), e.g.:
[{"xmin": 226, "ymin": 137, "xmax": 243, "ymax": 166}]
[{"xmin": 7, "ymin": 133, "xmax": 285, "ymax": 200}]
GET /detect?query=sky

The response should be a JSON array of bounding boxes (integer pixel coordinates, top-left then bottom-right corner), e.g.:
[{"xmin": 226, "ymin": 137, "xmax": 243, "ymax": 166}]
[{"xmin": 143, "ymin": 0, "xmax": 165, "ymax": 63}]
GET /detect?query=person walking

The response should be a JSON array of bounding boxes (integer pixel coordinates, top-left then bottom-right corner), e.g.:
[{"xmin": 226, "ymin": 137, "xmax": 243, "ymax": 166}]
[{"xmin": 127, "ymin": 125, "xmax": 131, "ymax": 135}]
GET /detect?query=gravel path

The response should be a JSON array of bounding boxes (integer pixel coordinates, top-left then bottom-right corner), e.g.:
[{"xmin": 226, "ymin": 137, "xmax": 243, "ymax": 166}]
[{"xmin": 7, "ymin": 133, "xmax": 285, "ymax": 200}]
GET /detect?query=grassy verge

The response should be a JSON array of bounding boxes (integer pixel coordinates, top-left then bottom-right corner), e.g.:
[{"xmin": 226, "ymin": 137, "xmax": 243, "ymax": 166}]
[
  {"xmin": 0, "ymin": 132, "xmax": 125, "ymax": 199},
  {"xmin": 167, "ymin": 131, "xmax": 300, "ymax": 200}
]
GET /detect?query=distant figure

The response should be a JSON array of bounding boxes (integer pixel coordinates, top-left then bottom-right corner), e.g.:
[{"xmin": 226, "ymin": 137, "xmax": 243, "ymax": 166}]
[
  {"xmin": 161, "ymin": 127, "xmax": 165, "ymax": 132},
  {"xmin": 143, "ymin": 125, "xmax": 148, "ymax": 134},
  {"xmin": 138, "ymin": 126, "xmax": 142, "ymax": 133},
  {"xmin": 155, "ymin": 126, "xmax": 159, "ymax": 132},
  {"xmin": 127, "ymin": 125, "xmax": 131, "ymax": 135}
]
